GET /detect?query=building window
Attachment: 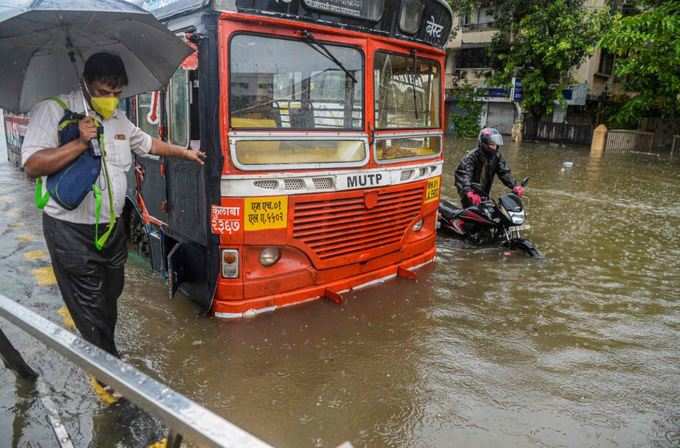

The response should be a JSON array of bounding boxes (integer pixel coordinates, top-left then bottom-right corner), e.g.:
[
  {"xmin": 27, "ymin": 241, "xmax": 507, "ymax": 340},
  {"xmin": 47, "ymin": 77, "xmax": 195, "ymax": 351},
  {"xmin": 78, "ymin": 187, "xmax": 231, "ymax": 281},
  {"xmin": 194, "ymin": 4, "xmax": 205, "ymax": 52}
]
[
  {"xmin": 461, "ymin": 6, "xmax": 495, "ymax": 30},
  {"xmin": 598, "ymin": 49, "xmax": 614, "ymax": 76},
  {"xmin": 455, "ymin": 47, "xmax": 491, "ymax": 69}
]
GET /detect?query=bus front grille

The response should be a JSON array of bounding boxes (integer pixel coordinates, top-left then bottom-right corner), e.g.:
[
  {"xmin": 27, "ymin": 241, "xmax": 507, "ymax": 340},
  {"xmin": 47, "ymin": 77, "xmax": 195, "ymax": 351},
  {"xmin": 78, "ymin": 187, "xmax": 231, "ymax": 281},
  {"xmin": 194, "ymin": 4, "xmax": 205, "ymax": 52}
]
[{"xmin": 292, "ymin": 184, "xmax": 424, "ymax": 263}]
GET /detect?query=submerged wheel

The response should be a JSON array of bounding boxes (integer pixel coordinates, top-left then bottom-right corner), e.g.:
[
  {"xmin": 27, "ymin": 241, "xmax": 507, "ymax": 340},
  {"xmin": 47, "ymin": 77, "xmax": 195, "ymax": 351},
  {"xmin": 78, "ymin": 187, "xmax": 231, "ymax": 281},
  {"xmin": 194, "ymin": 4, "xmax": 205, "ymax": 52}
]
[{"xmin": 511, "ymin": 238, "xmax": 543, "ymax": 258}]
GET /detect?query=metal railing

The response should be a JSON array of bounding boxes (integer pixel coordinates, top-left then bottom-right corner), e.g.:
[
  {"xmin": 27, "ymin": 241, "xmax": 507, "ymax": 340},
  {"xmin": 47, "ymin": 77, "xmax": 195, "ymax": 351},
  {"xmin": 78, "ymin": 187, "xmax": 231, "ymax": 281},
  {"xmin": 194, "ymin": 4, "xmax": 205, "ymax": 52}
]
[
  {"xmin": 605, "ymin": 129, "xmax": 655, "ymax": 153},
  {"xmin": 0, "ymin": 294, "xmax": 274, "ymax": 448},
  {"xmin": 524, "ymin": 120, "xmax": 593, "ymax": 146}
]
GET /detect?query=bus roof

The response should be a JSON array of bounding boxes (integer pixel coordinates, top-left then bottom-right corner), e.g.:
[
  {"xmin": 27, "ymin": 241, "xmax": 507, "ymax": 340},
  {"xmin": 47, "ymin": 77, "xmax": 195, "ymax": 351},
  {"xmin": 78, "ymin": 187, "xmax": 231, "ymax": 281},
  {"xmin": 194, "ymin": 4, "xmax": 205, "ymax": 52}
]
[{"xmin": 143, "ymin": 0, "xmax": 453, "ymax": 49}]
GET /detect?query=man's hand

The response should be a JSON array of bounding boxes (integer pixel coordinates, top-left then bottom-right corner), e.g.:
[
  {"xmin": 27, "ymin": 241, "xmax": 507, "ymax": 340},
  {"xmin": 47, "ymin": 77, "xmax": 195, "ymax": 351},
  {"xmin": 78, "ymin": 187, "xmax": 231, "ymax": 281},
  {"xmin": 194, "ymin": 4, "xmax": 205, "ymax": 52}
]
[
  {"xmin": 150, "ymin": 139, "xmax": 206, "ymax": 165},
  {"xmin": 78, "ymin": 117, "xmax": 98, "ymax": 146},
  {"xmin": 512, "ymin": 185, "xmax": 525, "ymax": 197},
  {"xmin": 184, "ymin": 148, "xmax": 206, "ymax": 165},
  {"xmin": 466, "ymin": 191, "xmax": 482, "ymax": 206}
]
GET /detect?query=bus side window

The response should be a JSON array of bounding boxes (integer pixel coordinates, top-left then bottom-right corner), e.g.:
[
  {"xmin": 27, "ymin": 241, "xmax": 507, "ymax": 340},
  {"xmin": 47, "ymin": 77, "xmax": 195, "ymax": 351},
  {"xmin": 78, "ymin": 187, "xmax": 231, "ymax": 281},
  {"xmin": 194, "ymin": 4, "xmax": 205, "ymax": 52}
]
[{"xmin": 168, "ymin": 68, "xmax": 190, "ymax": 148}]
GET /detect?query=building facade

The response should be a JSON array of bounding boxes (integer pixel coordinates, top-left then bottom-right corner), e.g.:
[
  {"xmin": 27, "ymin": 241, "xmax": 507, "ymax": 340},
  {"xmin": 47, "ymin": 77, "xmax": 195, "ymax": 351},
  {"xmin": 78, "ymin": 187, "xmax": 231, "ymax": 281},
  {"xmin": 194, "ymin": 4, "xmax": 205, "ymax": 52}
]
[{"xmin": 445, "ymin": 0, "xmax": 619, "ymax": 135}]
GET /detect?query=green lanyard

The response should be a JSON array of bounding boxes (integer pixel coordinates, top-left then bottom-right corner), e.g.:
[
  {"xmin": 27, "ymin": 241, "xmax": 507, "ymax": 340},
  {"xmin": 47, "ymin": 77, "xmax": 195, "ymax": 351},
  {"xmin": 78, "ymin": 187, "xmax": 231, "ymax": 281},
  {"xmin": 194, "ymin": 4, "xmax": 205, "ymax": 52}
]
[{"xmin": 93, "ymin": 135, "xmax": 116, "ymax": 251}]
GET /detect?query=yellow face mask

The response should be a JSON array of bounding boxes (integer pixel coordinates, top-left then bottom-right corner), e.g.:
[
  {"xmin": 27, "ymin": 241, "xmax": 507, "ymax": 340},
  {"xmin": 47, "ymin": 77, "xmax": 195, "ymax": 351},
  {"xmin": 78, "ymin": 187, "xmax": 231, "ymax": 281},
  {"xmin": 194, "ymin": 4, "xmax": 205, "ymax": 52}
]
[{"xmin": 90, "ymin": 96, "xmax": 119, "ymax": 120}]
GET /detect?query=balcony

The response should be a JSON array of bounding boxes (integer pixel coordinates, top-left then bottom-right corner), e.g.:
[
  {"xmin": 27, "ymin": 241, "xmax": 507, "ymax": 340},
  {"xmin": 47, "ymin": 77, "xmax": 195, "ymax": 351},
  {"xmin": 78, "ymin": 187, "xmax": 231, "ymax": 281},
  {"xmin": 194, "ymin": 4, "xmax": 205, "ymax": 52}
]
[{"xmin": 461, "ymin": 22, "xmax": 496, "ymax": 32}]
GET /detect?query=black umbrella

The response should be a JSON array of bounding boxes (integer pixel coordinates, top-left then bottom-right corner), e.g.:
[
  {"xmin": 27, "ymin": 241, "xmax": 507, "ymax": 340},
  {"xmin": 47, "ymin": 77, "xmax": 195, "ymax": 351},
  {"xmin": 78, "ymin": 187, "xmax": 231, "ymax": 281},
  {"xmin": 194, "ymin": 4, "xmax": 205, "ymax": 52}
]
[{"xmin": 0, "ymin": 0, "xmax": 192, "ymax": 113}]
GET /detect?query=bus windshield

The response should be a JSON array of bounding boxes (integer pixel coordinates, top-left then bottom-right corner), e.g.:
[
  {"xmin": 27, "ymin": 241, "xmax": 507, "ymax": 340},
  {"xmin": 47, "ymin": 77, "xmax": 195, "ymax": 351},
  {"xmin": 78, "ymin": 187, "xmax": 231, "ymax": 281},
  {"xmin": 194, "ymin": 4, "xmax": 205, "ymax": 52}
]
[
  {"xmin": 230, "ymin": 34, "xmax": 363, "ymax": 130},
  {"xmin": 374, "ymin": 52, "xmax": 440, "ymax": 129}
]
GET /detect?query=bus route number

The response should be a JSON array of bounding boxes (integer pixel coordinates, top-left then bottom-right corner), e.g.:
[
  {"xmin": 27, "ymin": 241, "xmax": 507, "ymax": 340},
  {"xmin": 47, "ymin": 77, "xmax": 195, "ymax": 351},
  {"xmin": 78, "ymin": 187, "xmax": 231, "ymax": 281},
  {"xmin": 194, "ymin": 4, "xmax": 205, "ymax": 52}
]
[
  {"xmin": 425, "ymin": 177, "xmax": 440, "ymax": 203},
  {"xmin": 245, "ymin": 196, "xmax": 288, "ymax": 231},
  {"xmin": 211, "ymin": 205, "xmax": 241, "ymax": 235}
]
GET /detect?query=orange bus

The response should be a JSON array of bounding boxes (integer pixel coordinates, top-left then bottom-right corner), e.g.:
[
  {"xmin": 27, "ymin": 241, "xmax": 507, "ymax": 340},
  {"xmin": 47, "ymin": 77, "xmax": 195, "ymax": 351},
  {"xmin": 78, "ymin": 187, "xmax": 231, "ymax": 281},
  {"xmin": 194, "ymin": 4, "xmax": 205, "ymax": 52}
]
[{"xmin": 126, "ymin": 0, "xmax": 453, "ymax": 318}]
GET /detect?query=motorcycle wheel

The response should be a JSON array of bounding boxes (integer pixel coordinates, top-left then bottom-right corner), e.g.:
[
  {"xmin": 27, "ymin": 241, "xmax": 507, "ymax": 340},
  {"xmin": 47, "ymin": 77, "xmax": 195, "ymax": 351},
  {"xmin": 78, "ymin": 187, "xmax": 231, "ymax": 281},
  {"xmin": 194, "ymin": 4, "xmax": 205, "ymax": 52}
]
[{"xmin": 510, "ymin": 238, "xmax": 543, "ymax": 258}]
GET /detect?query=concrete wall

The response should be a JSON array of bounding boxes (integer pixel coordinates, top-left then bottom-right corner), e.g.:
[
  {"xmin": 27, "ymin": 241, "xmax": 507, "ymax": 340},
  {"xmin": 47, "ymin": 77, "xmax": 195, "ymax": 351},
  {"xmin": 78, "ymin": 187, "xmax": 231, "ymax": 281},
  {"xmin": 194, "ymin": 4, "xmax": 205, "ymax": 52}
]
[
  {"xmin": 448, "ymin": 29, "xmax": 496, "ymax": 48},
  {"xmin": 572, "ymin": 50, "xmax": 609, "ymax": 97}
]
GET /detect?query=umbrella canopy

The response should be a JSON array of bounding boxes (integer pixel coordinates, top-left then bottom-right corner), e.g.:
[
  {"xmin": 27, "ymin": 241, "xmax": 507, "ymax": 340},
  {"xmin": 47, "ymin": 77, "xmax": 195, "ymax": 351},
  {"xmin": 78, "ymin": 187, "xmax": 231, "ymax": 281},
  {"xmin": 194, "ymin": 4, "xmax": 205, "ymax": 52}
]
[{"xmin": 0, "ymin": 0, "xmax": 193, "ymax": 113}]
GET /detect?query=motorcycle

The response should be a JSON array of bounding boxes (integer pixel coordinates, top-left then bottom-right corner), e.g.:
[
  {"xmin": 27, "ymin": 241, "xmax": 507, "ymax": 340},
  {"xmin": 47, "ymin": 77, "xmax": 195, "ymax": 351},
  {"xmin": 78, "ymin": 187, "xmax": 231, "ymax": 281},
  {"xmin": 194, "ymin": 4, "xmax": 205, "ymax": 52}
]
[{"xmin": 437, "ymin": 177, "xmax": 542, "ymax": 257}]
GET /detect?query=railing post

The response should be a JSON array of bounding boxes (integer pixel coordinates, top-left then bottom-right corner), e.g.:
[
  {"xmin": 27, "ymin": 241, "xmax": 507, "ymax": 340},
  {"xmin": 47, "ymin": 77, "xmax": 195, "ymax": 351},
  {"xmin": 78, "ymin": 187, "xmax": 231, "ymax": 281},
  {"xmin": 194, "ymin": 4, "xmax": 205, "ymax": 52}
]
[
  {"xmin": 167, "ymin": 430, "xmax": 183, "ymax": 448},
  {"xmin": 591, "ymin": 124, "xmax": 607, "ymax": 155},
  {"xmin": 0, "ymin": 327, "xmax": 38, "ymax": 380}
]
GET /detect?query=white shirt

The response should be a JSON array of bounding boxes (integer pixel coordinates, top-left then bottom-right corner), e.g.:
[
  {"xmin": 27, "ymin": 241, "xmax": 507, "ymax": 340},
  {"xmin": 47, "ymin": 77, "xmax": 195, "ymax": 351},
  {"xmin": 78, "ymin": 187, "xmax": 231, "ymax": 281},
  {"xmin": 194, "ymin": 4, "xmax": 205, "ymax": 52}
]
[{"xmin": 22, "ymin": 91, "xmax": 152, "ymax": 224}]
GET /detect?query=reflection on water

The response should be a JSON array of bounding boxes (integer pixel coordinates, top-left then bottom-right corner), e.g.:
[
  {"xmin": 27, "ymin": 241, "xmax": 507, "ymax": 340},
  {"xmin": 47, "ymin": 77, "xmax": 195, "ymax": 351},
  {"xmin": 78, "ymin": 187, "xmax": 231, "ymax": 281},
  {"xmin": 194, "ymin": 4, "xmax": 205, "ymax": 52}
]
[{"xmin": 2, "ymin": 139, "xmax": 679, "ymax": 447}]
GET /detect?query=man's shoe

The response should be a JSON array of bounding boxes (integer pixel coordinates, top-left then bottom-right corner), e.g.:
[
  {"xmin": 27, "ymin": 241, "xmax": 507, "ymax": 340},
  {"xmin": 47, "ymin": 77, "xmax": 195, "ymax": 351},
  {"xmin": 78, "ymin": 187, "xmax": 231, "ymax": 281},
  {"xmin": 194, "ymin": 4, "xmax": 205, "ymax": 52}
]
[{"xmin": 88, "ymin": 376, "xmax": 123, "ymax": 405}]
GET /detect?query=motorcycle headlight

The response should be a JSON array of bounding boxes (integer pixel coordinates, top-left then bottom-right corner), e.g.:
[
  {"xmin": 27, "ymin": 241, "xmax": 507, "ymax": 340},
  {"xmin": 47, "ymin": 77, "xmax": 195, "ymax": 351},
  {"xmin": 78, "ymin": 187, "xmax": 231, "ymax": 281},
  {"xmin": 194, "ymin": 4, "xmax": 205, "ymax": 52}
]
[{"xmin": 509, "ymin": 211, "xmax": 525, "ymax": 225}]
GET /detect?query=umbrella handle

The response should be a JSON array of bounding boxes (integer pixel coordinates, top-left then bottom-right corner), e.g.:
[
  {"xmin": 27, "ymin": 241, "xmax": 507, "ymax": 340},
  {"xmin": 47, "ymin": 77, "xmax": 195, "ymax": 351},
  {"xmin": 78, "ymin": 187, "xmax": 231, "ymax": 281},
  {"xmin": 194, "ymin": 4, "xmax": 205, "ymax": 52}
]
[{"xmin": 79, "ymin": 86, "xmax": 92, "ymax": 116}]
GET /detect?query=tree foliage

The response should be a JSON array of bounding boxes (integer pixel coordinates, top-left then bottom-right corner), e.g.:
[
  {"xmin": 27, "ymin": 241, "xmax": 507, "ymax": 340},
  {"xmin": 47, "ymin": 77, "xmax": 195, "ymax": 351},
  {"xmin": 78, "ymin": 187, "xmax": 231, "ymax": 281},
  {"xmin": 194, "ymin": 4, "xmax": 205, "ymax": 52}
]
[
  {"xmin": 600, "ymin": 1, "xmax": 680, "ymax": 122},
  {"xmin": 488, "ymin": 0, "xmax": 608, "ymax": 120},
  {"xmin": 448, "ymin": 0, "xmax": 607, "ymax": 120},
  {"xmin": 450, "ymin": 84, "xmax": 483, "ymax": 137}
]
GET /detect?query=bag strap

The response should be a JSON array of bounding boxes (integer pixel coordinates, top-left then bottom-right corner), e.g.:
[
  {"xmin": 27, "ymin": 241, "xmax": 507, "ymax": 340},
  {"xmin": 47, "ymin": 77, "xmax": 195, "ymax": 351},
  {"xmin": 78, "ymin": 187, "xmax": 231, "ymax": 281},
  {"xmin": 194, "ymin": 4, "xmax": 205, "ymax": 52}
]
[
  {"xmin": 49, "ymin": 96, "xmax": 69, "ymax": 111},
  {"xmin": 34, "ymin": 177, "xmax": 50, "ymax": 209},
  {"xmin": 93, "ymin": 134, "xmax": 116, "ymax": 251},
  {"xmin": 34, "ymin": 97, "xmax": 70, "ymax": 209}
]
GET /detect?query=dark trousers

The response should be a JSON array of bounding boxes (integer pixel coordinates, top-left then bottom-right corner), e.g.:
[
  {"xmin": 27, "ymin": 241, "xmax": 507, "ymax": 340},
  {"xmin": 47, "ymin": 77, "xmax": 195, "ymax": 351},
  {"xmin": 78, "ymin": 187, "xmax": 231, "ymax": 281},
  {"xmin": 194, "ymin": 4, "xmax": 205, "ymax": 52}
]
[{"xmin": 43, "ymin": 213, "xmax": 127, "ymax": 357}]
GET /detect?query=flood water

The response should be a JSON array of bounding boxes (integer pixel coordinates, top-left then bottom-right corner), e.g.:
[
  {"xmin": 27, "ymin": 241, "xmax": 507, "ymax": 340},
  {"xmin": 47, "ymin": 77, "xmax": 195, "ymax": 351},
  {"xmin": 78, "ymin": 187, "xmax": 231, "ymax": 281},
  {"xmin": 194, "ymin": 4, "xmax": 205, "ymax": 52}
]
[{"xmin": 1, "ymin": 138, "xmax": 679, "ymax": 447}]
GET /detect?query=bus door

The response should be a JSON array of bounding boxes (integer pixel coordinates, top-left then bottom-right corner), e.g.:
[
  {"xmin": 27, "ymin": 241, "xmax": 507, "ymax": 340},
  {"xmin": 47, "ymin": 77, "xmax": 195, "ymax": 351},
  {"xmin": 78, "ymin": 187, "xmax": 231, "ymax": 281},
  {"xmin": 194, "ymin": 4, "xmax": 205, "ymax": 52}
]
[
  {"xmin": 163, "ymin": 55, "xmax": 215, "ymax": 305},
  {"xmin": 165, "ymin": 65, "xmax": 206, "ymax": 246}
]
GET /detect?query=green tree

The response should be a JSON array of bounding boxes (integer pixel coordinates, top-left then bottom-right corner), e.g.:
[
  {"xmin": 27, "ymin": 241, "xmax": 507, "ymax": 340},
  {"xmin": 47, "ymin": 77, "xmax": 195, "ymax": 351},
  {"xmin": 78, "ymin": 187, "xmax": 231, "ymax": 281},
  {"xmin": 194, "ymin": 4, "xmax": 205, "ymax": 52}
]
[
  {"xmin": 489, "ymin": 0, "xmax": 608, "ymax": 121},
  {"xmin": 600, "ymin": 1, "xmax": 680, "ymax": 123},
  {"xmin": 450, "ymin": 84, "xmax": 483, "ymax": 137},
  {"xmin": 448, "ymin": 0, "xmax": 608, "ymax": 120}
]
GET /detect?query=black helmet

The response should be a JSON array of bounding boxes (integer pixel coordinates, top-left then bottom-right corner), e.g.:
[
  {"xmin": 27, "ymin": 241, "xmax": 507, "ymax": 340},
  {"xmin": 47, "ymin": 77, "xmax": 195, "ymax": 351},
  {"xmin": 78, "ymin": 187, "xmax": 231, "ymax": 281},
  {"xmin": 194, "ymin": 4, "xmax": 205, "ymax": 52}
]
[{"xmin": 478, "ymin": 127, "xmax": 503, "ymax": 153}]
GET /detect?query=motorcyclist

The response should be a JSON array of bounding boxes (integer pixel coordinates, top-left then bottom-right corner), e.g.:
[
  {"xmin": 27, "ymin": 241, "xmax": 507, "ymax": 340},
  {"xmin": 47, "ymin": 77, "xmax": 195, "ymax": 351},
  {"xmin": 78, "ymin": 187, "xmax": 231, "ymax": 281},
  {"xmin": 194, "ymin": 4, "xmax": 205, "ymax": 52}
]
[{"xmin": 454, "ymin": 127, "xmax": 524, "ymax": 208}]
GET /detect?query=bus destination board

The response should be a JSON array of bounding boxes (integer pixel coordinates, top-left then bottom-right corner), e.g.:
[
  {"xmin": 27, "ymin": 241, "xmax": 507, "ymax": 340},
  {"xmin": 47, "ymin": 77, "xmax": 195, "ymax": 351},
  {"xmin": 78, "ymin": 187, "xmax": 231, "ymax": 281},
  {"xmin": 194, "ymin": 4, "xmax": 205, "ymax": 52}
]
[{"xmin": 303, "ymin": 0, "xmax": 383, "ymax": 21}]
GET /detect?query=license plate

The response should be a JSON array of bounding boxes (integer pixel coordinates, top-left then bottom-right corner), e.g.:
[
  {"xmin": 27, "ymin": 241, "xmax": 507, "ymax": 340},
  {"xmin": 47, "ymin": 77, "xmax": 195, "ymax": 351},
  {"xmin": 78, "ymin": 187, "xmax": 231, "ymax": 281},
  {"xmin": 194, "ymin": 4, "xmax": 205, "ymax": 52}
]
[{"xmin": 510, "ymin": 225, "xmax": 530, "ymax": 231}]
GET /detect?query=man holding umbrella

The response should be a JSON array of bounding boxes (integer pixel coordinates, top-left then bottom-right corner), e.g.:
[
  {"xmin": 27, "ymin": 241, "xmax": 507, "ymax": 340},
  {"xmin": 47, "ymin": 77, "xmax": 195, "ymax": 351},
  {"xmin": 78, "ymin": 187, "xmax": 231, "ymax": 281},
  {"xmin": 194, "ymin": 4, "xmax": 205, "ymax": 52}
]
[
  {"xmin": 0, "ymin": 1, "xmax": 204, "ymax": 400},
  {"xmin": 21, "ymin": 52, "xmax": 205, "ymax": 363}
]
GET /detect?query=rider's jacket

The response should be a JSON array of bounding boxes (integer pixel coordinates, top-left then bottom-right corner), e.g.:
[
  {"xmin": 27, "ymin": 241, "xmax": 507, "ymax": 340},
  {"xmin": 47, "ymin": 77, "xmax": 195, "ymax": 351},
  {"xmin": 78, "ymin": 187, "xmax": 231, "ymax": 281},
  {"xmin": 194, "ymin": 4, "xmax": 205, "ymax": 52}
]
[{"xmin": 454, "ymin": 146, "xmax": 517, "ymax": 198}]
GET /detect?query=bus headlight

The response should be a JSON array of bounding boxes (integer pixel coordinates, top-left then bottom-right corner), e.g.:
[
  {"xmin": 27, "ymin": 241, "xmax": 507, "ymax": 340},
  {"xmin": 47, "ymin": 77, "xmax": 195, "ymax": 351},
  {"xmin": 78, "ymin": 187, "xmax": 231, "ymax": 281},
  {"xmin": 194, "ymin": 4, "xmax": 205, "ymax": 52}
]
[
  {"xmin": 412, "ymin": 219, "xmax": 424, "ymax": 232},
  {"xmin": 260, "ymin": 247, "xmax": 281, "ymax": 267},
  {"xmin": 221, "ymin": 249, "xmax": 239, "ymax": 278}
]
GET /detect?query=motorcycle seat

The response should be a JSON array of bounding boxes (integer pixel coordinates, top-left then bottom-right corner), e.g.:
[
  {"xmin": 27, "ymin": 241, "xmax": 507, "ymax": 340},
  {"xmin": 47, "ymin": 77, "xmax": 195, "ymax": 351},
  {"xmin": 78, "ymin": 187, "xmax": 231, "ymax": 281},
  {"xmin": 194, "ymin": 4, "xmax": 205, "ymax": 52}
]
[{"xmin": 439, "ymin": 199, "xmax": 465, "ymax": 219}]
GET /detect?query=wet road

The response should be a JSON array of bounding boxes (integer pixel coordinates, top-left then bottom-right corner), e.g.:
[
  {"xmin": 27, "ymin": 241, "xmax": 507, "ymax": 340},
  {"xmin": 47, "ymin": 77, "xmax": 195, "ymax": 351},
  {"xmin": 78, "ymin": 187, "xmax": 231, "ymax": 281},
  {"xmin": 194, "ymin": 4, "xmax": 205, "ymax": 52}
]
[{"xmin": 1, "ymin": 138, "xmax": 679, "ymax": 447}]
